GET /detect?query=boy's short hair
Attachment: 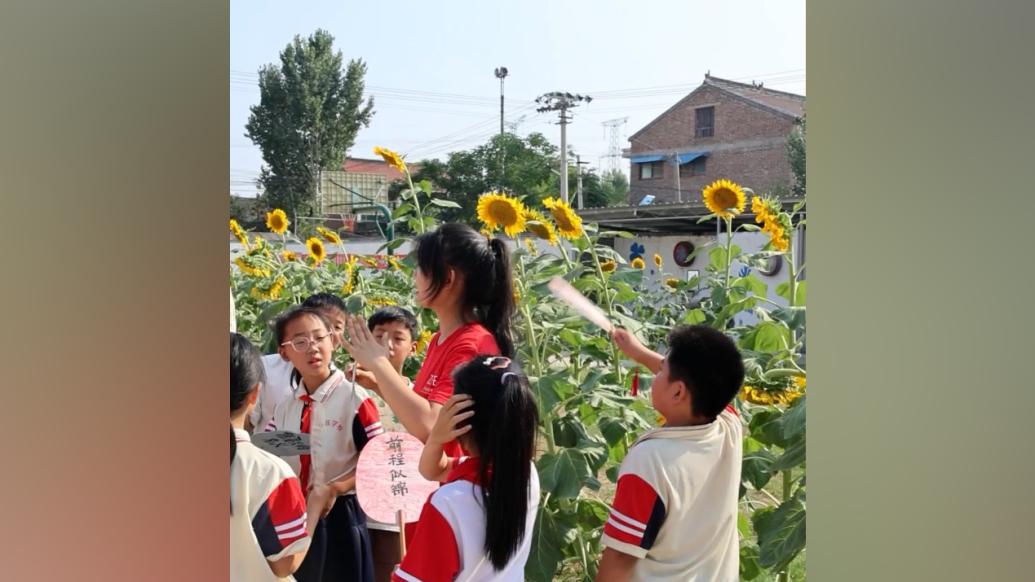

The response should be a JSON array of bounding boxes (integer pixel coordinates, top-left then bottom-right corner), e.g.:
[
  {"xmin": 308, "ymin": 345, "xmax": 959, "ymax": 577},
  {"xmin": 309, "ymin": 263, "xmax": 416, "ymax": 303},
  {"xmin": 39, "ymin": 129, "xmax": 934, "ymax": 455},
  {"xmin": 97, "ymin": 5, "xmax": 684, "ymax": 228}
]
[
  {"xmin": 367, "ymin": 306, "xmax": 418, "ymax": 340},
  {"xmin": 301, "ymin": 292, "xmax": 347, "ymax": 314},
  {"xmin": 666, "ymin": 325, "xmax": 745, "ymax": 420}
]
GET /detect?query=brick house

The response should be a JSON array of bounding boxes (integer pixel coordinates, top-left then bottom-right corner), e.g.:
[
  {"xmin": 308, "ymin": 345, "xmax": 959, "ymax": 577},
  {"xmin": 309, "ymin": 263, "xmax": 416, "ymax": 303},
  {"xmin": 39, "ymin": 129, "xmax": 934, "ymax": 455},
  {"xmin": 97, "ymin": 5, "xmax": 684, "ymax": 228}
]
[{"xmin": 626, "ymin": 74, "xmax": 804, "ymax": 205}]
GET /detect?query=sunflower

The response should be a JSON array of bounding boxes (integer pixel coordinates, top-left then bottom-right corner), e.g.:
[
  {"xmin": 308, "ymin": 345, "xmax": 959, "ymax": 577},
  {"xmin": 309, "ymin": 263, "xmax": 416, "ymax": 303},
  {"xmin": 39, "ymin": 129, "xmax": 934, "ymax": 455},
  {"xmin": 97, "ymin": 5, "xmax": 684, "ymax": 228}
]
[
  {"xmin": 653, "ymin": 253, "xmax": 663, "ymax": 269},
  {"xmin": 523, "ymin": 209, "xmax": 558, "ymax": 246},
  {"xmin": 388, "ymin": 256, "xmax": 403, "ymax": 271},
  {"xmin": 317, "ymin": 226, "xmax": 342, "ymax": 245},
  {"xmin": 542, "ymin": 197, "xmax": 583, "ymax": 239},
  {"xmin": 233, "ymin": 256, "xmax": 270, "ymax": 278},
  {"xmin": 249, "ymin": 235, "xmax": 271, "ymax": 258},
  {"xmin": 631, "ymin": 257, "xmax": 646, "ymax": 270},
  {"xmin": 793, "ymin": 375, "xmax": 806, "ymax": 390},
  {"xmin": 306, "ymin": 237, "xmax": 326, "ymax": 266},
  {"xmin": 229, "ymin": 219, "xmax": 249, "ymax": 246},
  {"xmin": 282, "ymin": 250, "xmax": 297, "ymax": 262},
  {"xmin": 600, "ymin": 260, "xmax": 617, "ymax": 273},
  {"xmin": 477, "ymin": 192, "xmax": 527, "ymax": 237},
  {"xmin": 265, "ymin": 209, "xmax": 289, "ymax": 235},
  {"xmin": 524, "ymin": 238, "xmax": 539, "ymax": 256},
  {"xmin": 702, "ymin": 179, "xmax": 747, "ymax": 219},
  {"xmin": 251, "ymin": 276, "xmax": 288, "ymax": 301},
  {"xmin": 368, "ymin": 296, "xmax": 398, "ymax": 307},
  {"xmin": 665, "ymin": 277, "xmax": 679, "ymax": 289},
  {"xmin": 374, "ymin": 146, "xmax": 407, "ymax": 173},
  {"xmin": 751, "ymin": 196, "xmax": 771, "ymax": 224},
  {"xmin": 415, "ymin": 329, "xmax": 433, "ymax": 355}
]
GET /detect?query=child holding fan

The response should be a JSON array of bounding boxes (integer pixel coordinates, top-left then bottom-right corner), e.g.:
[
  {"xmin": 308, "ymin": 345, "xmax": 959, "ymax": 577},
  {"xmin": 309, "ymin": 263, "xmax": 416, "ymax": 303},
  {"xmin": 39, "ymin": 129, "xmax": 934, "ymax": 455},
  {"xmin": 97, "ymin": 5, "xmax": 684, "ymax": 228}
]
[
  {"xmin": 230, "ymin": 332, "xmax": 328, "ymax": 582},
  {"xmin": 267, "ymin": 306, "xmax": 384, "ymax": 582},
  {"xmin": 394, "ymin": 355, "xmax": 540, "ymax": 582}
]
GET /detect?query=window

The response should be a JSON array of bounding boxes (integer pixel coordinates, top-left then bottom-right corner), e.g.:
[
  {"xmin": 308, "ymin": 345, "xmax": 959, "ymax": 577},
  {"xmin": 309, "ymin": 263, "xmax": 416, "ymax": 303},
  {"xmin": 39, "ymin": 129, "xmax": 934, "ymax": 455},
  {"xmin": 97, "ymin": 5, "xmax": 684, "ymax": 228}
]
[
  {"xmin": 639, "ymin": 161, "xmax": 663, "ymax": 180},
  {"xmin": 680, "ymin": 157, "xmax": 707, "ymax": 177},
  {"xmin": 695, "ymin": 106, "xmax": 714, "ymax": 138}
]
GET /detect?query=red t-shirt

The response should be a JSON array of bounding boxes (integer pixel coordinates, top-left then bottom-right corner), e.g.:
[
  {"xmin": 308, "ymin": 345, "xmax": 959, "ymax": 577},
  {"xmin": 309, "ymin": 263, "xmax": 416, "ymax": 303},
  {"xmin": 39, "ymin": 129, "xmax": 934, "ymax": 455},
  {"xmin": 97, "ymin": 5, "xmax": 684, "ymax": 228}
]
[
  {"xmin": 413, "ymin": 323, "xmax": 499, "ymax": 405},
  {"xmin": 412, "ymin": 322, "xmax": 499, "ymax": 459}
]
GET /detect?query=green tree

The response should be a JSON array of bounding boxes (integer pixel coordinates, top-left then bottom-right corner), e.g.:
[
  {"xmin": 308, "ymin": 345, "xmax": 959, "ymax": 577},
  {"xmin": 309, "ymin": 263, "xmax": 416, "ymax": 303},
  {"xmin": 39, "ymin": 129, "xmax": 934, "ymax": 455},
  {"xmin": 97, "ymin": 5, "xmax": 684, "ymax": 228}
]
[
  {"xmin": 787, "ymin": 114, "xmax": 805, "ymax": 197},
  {"xmin": 245, "ymin": 29, "xmax": 375, "ymax": 219}
]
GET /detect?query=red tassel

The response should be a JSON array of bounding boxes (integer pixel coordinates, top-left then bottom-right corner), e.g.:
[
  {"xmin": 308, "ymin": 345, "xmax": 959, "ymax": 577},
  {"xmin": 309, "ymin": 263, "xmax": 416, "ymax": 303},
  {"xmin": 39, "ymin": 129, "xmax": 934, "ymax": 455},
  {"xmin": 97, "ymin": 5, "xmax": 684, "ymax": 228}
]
[{"xmin": 631, "ymin": 367, "xmax": 640, "ymax": 397}]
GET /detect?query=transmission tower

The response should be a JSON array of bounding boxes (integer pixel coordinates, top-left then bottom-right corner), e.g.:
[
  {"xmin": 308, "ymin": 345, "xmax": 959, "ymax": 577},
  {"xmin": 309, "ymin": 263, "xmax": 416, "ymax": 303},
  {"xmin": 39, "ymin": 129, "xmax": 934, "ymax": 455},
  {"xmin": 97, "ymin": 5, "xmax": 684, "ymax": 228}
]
[{"xmin": 602, "ymin": 117, "xmax": 628, "ymax": 173}]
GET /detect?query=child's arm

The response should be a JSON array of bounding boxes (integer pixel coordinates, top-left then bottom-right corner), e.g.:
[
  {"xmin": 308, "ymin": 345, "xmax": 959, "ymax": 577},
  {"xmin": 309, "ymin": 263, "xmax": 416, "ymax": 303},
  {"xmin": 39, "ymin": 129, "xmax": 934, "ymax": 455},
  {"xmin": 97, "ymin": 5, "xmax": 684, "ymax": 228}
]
[
  {"xmin": 595, "ymin": 547, "xmax": 639, "ymax": 582},
  {"xmin": 342, "ymin": 315, "xmax": 440, "ymax": 441},
  {"xmin": 419, "ymin": 395, "xmax": 474, "ymax": 482},
  {"xmin": 268, "ymin": 483, "xmax": 331, "ymax": 577},
  {"xmin": 612, "ymin": 328, "xmax": 665, "ymax": 373}
]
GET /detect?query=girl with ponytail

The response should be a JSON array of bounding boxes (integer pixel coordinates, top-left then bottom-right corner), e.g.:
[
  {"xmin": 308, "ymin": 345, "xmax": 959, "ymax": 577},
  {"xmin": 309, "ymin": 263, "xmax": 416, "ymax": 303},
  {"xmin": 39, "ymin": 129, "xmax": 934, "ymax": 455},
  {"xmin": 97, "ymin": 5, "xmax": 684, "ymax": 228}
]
[
  {"xmin": 230, "ymin": 332, "xmax": 329, "ymax": 582},
  {"xmin": 342, "ymin": 223, "xmax": 517, "ymax": 456},
  {"xmin": 393, "ymin": 355, "xmax": 540, "ymax": 581}
]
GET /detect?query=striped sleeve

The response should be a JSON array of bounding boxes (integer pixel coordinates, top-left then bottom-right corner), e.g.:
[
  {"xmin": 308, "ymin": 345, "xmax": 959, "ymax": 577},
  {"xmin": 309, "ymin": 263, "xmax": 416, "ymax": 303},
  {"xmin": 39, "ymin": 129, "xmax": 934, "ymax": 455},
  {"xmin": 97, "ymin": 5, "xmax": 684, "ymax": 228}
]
[
  {"xmin": 251, "ymin": 476, "xmax": 309, "ymax": 560},
  {"xmin": 601, "ymin": 452, "xmax": 667, "ymax": 559},
  {"xmin": 352, "ymin": 397, "xmax": 383, "ymax": 452},
  {"xmin": 391, "ymin": 499, "xmax": 460, "ymax": 582}
]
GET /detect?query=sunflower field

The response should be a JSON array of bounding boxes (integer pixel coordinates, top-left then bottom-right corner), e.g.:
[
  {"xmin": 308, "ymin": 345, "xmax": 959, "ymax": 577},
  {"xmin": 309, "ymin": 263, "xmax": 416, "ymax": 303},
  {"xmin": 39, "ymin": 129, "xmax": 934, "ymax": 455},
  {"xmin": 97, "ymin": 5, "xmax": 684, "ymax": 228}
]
[{"xmin": 231, "ymin": 148, "xmax": 807, "ymax": 581}]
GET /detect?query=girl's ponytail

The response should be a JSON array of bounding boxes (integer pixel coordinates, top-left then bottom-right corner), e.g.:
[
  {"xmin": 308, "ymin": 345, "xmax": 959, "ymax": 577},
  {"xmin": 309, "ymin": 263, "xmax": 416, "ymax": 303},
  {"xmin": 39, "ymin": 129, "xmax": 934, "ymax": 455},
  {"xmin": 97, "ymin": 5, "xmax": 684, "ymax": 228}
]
[
  {"xmin": 486, "ymin": 237, "xmax": 516, "ymax": 358},
  {"xmin": 231, "ymin": 332, "xmax": 265, "ymax": 513},
  {"xmin": 452, "ymin": 356, "xmax": 539, "ymax": 571}
]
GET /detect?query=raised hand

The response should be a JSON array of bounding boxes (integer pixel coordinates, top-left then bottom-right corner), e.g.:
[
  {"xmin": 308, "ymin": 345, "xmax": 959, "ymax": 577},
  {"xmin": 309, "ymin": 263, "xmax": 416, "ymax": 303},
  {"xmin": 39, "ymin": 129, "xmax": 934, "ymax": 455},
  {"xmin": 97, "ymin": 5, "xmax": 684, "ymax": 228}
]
[
  {"xmin": 339, "ymin": 314, "xmax": 392, "ymax": 370},
  {"xmin": 428, "ymin": 394, "xmax": 474, "ymax": 447}
]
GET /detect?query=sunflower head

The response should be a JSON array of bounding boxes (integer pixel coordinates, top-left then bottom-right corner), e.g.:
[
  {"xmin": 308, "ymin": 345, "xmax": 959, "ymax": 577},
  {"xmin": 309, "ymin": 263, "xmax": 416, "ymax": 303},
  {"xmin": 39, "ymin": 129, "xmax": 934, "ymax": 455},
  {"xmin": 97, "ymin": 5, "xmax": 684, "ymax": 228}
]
[
  {"xmin": 524, "ymin": 238, "xmax": 539, "ymax": 256},
  {"xmin": 266, "ymin": 209, "xmax": 289, "ymax": 235},
  {"xmin": 317, "ymin": 226, "xmax": 342, "ymax": 245},
  {"xmin": 523, "ymin": 209, "xmax": 558, "ymax": 246},
  {"xmin": 229, "ymin": 219, "xmax": 249, "ymax": 245},
  {"xmin": 653, "ymin": 253, "xmax": 663, "ymax": 269},
  {"xmin": 477, "ymin": 192, "xmax": 527, "ymax": 238},
  {"xmin": 793, "ymin": 375, "xmax": 806, "ymax": 390},
  {"xmin": 702, "ymin": 179, "xmax": 747, "ymax": 219},
  {"xmin": 306, "ymin": 237, "xmax": 327, "ymax": 266},
  {"xmin": 631, "ymin": 257, "xmax": 646, "ymax": 270},
  {"xmin": 374, "ymin": 146, "xmax": 407, "ymax": 173},
  {"xmin": 282, "ymin": 250, "xmax": 298, "ymax": 262},
  {"xmin": 542, "ymin": 197, "xmax": 584, "ymax": 240},
  {"xmin": 600, "ymin": 259, "xmax": 617, "ymax": 273},
  {"xmin": 415, "ymin": 329, "xmax": 433, "ymax": 355},
  {"xmin": 665, "ymin": 277, "xmax": 679, "ymax": 289}
]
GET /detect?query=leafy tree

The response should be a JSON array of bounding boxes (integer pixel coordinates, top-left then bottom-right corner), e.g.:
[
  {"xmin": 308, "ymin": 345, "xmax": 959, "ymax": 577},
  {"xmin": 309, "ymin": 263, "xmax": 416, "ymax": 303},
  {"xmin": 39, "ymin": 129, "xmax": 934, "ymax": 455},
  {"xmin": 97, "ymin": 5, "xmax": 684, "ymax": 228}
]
[
  {"xmin": 787, "ymin": 114, "xmax": 805, "ymax": 197},
  {"xmin": 245, "ymin": 29, "xmax": 375, "ymax": 219}
]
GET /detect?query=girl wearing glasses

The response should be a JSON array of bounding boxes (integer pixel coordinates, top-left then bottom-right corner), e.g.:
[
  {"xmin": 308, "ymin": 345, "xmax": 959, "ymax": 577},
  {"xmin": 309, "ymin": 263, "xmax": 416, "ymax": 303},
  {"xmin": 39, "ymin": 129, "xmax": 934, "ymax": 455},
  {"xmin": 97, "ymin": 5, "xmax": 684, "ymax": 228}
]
[
  {"xmin": 393, "ymin": 355, "xmax": 540, "ymax": 581},
  {"xmin": 266, "ymin": 306, "xmax": 384, "ymax": 582},
  {"xmin": 342, "ymin": 223, "xmax": 516, "ymax": 459}
]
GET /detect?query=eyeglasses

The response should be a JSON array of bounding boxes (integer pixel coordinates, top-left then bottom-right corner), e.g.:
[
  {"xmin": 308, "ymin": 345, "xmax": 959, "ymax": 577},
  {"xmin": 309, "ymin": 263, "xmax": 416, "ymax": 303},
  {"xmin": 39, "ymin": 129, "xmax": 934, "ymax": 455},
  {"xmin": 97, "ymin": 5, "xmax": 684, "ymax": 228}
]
[
  {"xmin": 482, "ymin": 356, "xmax": 511, "ymax": 370},
  {"xmin": 281, "ymin": 334, "xmax": 331, "ymax": 353}
]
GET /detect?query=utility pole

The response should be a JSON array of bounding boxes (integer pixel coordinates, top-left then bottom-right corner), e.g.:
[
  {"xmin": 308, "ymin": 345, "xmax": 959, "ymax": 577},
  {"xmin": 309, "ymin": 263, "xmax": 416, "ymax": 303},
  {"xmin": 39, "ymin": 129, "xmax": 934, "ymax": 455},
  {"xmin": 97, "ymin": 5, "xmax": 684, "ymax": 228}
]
[
  {"xmin": 575, "ymin": 155, "xmax": 589, "ymax": 209},
  {"xmin": 494, "ymin": 67, "xmax": 509, "ymax": 191},
  {"xmin": 536, "ymin": 91, "xmax": 592, "ymax": 204},
  {"xmin": 673, "ymin": 153, "xmax": 682, "ymax": 203}
]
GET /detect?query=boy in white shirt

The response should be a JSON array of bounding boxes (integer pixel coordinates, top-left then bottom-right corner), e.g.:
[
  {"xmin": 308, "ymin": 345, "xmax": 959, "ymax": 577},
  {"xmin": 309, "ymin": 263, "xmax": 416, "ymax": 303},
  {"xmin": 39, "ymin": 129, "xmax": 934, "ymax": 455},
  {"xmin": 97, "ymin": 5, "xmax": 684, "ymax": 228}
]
[{"xmin": 596, "ymin": 325, "xmax": 746, "ymax": 582}]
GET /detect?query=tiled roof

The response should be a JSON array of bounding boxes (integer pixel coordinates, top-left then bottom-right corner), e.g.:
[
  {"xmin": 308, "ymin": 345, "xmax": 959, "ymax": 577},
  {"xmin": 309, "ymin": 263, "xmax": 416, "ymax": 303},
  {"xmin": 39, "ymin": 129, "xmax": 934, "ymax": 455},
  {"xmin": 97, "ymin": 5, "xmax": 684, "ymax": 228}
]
[
  {"xmin": 703, "ymin": 75, "xmax": 805, "ymax": 118},
  {"xmin": 342, "ymin": 157, "xmax": 422, "ymax": 182}
]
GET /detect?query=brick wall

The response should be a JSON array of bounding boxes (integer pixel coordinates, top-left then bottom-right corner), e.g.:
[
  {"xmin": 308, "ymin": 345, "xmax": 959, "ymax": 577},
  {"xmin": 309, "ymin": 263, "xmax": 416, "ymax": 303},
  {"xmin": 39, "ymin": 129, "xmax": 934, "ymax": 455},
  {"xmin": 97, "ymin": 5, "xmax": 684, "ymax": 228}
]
[{"xmin": 628, "ymin": 86, "xmax": 800, "ymax": 204}]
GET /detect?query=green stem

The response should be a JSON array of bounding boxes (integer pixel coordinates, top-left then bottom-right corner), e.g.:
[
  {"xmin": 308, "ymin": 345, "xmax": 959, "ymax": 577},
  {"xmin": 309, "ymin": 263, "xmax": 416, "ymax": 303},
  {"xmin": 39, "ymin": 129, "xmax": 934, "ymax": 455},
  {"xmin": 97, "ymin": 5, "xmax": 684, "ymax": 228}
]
[
  {"xmin": 517, "ymin": 258, "xmax": 556, "ymax": 453},
  {"xmin": 405, "ymin": 170, "xmax": 426, "ymax": 235},
  {"xmin": 577, "ymin": 531, "xmax": 590, "ymax": 580},
  {"xmin": 777, "ymin": 470, "xmax": 794, "ymax": 582},
  {"xmin": 723, "ymin": 217, "xmax": 734, "ymax": 292}
]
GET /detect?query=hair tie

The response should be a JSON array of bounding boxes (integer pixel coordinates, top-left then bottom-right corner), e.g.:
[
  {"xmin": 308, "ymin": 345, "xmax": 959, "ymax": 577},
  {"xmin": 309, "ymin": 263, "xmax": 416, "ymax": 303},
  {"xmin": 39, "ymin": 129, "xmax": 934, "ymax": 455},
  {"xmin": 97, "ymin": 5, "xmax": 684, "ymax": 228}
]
[{"xmin": 500, "ymin": 372, "xmax": 517, "ymax": 385}]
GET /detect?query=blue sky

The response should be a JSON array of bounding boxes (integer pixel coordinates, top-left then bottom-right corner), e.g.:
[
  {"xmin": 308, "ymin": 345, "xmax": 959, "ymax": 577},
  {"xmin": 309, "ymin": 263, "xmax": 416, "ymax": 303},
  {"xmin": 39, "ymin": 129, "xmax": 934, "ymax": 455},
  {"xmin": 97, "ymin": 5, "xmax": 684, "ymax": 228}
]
[{"xmin": 231, "ymin": 0, "xmax": 805, "ymax": 197}]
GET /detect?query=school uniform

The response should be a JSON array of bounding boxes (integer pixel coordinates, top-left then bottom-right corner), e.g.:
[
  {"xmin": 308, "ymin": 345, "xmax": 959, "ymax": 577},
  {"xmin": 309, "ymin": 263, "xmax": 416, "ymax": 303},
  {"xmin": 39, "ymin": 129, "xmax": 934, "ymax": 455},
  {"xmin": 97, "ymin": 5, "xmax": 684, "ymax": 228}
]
[
  {"xmin": 600, "ymin": 405, "xmax": 743, "ymax": 582},
  {"xmin": 251, "ymin": 354, "xmax": 297, "ymax": 433},
  {"xmin": 231, "ymin": 428, "xmax": 310, "ymax": 582},
  {"xmin": 392, "ymin": 457, "xmax": 540, "ymax": 582},
  {"xmin": 268, "ymin": 368, "xmax": 385, "ymax": 582}
]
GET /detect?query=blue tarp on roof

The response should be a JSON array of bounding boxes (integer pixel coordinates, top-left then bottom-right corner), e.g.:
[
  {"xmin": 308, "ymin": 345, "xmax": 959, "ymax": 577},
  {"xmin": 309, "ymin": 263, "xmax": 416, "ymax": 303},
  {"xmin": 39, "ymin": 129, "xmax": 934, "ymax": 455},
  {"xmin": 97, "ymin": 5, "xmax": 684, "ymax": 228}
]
[
  {"xmin": 630, "ymin": 154, "xmax": 665, "ymax": 164},
  {"xmin": 676, "ymin": 151, "xmax": 708, "ymax": 165}
]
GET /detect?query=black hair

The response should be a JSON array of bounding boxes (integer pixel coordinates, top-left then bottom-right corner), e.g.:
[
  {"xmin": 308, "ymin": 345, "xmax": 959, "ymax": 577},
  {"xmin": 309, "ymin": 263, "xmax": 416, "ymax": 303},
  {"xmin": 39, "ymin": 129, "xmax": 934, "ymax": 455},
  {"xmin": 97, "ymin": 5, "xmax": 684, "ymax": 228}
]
[
  {"xmin": 367, "ymin": 306, "xmax": 418, "ymax": 340},
  {"xmin": 452, "ymin": 355, "xmax": 539, "ymax": 571},
  {"xmin": 274, "ymin": 306, "xmax": 333, "ymax": 346},
  {"xmin": 665, "ymin": 325, "xmax": 745, "ymax": 420},
  {"xmin": 301, "ymin": 292, "xmax": 347, "ymax": 315},
  {"xmin": 231, "ymin": 332, "xmax": 266, "ymax": 513},
  {"xmin": 415, "ymin": 223, "xmax": 515, "ymax": 357}
]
